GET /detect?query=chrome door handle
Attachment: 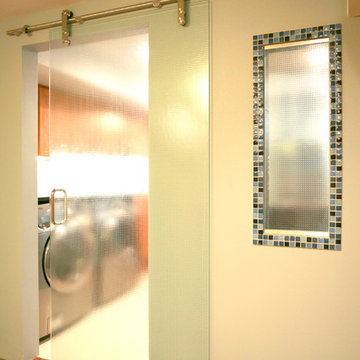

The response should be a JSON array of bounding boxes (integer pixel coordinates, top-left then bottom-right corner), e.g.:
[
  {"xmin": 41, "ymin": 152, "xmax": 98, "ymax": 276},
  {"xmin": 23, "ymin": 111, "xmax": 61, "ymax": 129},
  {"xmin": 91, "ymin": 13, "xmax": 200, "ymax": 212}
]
[{"xmin": 51, "ymin": 189, "xmax": 68, "ymax": 225}]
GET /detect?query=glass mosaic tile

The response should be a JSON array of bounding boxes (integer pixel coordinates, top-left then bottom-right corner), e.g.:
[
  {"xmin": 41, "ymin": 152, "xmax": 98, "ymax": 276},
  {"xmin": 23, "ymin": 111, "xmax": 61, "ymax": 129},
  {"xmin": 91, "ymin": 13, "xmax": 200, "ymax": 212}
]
[{"xmin": 252, "ymin": 24, "xmax": 343, "ymax": 251}]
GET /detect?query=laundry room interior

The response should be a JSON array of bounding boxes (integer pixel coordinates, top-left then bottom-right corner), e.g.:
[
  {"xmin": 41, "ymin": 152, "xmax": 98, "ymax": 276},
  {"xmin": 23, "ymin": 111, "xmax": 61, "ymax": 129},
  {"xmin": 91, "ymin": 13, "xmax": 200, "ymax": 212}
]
[
  {"xmin": 36, "ymin": 27, "xmax": 150, "ymax": 358},
  {"xmin": 1, "ymin": 0, "xmax": 360, "ymax": 360}
]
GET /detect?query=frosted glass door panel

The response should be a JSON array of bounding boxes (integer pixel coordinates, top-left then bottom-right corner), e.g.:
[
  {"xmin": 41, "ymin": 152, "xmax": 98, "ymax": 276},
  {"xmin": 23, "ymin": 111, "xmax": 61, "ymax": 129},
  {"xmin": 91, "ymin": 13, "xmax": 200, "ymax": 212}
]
[
  {"xmin": 48, "ymin": 1, "xmax": 209, "ymax": 359},
  {"xmin": 49, "ymin": 26, "xmax": 149, "ymax": 360},
  {"xmin": 148, "ymin": 3, "xmax": 209, "ymax": 360},
  {"xmin": 264, "ymin": 41, "xmax": 330, "ymax": 233}
]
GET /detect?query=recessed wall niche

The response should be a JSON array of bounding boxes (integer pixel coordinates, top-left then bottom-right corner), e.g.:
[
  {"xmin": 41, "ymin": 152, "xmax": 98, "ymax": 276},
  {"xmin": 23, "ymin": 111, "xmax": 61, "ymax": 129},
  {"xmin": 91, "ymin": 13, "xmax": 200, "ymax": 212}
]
[{"xmin": 252, "ymin": 24, "xmax": 343, "ymax": 250}]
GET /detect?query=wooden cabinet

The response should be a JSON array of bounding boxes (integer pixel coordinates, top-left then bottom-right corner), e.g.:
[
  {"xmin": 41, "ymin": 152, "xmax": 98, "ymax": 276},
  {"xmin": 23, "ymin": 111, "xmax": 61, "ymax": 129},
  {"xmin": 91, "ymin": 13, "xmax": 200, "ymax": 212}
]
[{"xmin": 37, "ymin": 84, "xmax": 147, "ymax": 156}]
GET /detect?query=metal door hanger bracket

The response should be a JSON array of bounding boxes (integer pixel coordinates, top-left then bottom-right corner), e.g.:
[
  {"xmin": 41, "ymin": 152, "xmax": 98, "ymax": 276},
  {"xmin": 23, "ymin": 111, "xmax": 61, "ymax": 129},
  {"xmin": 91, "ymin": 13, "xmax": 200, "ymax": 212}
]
[
  {"xmin": 178, "ymin": 0, "xmax": 185, "ymax": 26},
  {"xmin": 62, "ymin": 9, "xmax": 73, "ymax": 45}
]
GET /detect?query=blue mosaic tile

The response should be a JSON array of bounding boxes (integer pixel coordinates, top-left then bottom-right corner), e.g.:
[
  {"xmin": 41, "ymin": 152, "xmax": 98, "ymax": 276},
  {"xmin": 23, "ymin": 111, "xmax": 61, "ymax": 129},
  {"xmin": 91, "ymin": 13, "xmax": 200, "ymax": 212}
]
[{"xmin": 253, "ymin": 24, "xmax": 342, "ymax": 251}]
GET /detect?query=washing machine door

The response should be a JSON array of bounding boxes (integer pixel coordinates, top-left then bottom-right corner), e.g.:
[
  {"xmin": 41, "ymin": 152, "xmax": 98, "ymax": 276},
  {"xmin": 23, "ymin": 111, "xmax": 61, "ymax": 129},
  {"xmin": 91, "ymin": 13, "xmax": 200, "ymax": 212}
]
[
  {"xmin": 49, "ymin": 198, "xmax": 97, "ymax": 333},
  {"xmin": 49, "ymin": 207, "xmax": 96, "ymax": 294},
  {"xmin": 38, "ymin": 202, "xmax": 51, "ymax": 289}
]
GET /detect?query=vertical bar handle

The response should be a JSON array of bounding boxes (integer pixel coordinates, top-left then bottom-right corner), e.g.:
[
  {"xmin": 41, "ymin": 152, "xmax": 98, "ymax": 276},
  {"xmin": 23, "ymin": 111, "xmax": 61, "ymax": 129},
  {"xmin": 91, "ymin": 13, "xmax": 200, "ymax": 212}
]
[{"xmin": 51, "ymin": 189, "xmax": 68, "ymax": 225}]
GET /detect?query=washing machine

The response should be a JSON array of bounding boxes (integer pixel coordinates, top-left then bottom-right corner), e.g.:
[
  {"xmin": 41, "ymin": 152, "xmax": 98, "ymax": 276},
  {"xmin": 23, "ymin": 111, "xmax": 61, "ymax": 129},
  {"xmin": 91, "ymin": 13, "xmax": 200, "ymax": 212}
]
[
  {"xmin": 49, "ymin": 197, "xmax": 97, "ymax": 335},
  {"xmin": 38, "ymin": 196, "xmax": 98, "ymax": 338},
  {"xmin": 38, "ymin": 197, "xmax": 51, "ymax": 341},
  {"xmin": 95, "ymin": 195, "xmax": 142, "ymax": 306}
]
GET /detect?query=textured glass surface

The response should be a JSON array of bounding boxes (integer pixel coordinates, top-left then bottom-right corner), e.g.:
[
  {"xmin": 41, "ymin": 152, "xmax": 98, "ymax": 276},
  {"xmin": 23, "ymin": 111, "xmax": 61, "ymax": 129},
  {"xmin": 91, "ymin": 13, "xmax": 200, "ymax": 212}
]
[
  {"xmin": 148, "ymin": 3, "xmax": 209, "ymax": 360},
  {"xmin": 49, "ymin": 26, "xmax": 149, "ymax": 360},
  {"xmin": 264, "ymin": 41, "xmax": 330, "ymax": 233},
  {"xmin": 46, "ymin": 2, "xmax": 209, "ymax": 360}
]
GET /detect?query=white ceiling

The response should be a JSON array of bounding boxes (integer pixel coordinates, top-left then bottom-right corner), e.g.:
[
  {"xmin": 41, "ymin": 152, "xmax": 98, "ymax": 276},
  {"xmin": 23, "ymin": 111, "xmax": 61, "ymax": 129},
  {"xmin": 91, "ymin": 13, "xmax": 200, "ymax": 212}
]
[{"xmin": 0, "ymin": 0, "xmax": 85, "ymax": 20}]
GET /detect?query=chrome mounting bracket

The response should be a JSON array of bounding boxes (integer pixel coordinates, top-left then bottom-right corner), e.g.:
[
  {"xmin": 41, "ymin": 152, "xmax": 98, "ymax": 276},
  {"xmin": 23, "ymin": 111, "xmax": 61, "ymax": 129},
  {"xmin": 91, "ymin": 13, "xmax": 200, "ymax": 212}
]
[
  {"xmin": 178, "ymin": 0, "xmax": 186, "ymax": 25},
  {"xmin": 62, "ymin": 9, "xmax": 73, "ymax": 45}
]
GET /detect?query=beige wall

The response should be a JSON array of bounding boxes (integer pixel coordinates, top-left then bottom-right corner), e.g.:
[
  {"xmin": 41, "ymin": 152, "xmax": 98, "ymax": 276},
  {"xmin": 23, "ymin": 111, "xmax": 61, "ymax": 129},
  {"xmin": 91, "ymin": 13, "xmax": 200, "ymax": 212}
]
[{"xmin": 212, "ymin": 0, "xmax": 360, "ymax": 359}]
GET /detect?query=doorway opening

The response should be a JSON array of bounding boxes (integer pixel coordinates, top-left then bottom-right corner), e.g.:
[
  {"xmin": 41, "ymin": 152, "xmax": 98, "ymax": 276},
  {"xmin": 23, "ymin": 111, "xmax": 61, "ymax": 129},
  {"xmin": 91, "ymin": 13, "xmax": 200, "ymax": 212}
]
[
  {"xmin": 20, "ymin": 3, "xmax": 210, "ymax": 359},
  {"xmin": 36, "ymin": 26, "xmax": 149, "ymax": 359}
]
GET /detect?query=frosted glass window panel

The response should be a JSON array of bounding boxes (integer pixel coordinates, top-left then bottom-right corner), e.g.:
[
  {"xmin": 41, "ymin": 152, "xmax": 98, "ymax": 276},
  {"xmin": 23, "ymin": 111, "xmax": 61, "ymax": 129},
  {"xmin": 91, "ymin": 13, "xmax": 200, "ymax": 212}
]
[{"xmin": 264, "ymin": 41, "xmax": 330, "ymax": 233}]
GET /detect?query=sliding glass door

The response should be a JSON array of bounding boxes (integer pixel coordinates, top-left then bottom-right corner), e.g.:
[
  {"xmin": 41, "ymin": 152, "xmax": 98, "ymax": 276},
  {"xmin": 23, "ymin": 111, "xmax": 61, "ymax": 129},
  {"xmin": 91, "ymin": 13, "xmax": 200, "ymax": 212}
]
[{"xmin": 48, "ymin": 1, "xmax": 209, "ymax": 359}]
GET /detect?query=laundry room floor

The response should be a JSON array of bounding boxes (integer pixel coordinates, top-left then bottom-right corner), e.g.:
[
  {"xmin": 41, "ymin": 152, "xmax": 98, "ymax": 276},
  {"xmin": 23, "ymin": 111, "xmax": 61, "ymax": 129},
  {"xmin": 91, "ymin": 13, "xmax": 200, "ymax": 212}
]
[{"xmin": 38, "ymin": 274, "xmax": 148, "ymax": 360}]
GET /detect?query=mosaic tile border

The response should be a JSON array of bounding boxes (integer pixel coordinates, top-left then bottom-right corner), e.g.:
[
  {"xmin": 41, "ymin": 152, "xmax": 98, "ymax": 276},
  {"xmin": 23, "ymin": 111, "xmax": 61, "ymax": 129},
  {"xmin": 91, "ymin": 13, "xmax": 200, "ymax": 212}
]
[{"xmin": 252, "ymin": 24, "xmax": 343, "ymax": 251}]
